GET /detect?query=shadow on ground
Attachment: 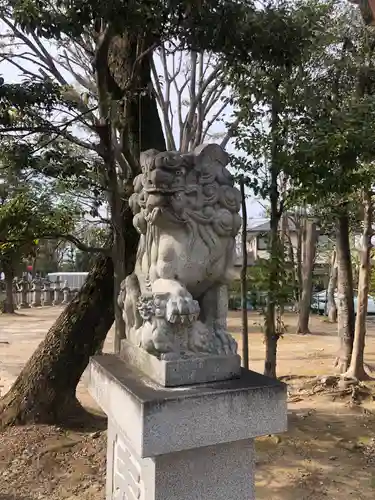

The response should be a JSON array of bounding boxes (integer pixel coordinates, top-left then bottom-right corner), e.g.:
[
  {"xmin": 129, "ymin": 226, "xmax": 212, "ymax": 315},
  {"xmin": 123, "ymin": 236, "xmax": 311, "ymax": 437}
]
[
  {"xmin": 0, "ymin": 404, "xmax": 374, "ymax": 500},
  {"xmin": 255, "ymin": 408, "xmax": 375, "ymax": 500},
  {"xmin": 56, "ymin": 408, "xmax": 107, "ymax": 433}
]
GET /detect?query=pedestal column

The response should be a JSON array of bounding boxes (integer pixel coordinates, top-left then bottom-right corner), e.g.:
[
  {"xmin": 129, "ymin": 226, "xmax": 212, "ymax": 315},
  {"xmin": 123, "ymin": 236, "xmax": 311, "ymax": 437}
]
[{"xmin": 88, "ymin": 355, "xmax": 287, "ymax": 500}]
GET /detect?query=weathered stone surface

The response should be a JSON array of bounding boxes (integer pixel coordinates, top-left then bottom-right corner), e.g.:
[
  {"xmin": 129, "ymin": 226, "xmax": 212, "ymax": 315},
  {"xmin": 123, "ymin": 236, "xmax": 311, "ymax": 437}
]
[
  {"xmin": 118, "ymin": 144, "xmax": 242, "ymax": 360},
  {"xmin": 153, "ymin": 438, "xmax": 255, "ymax": 500},
  {"xmin": 106, "ymin": 419, "xmax": 256, "ymax": 500},
  {"xmin": 119, "ymin": 339, "xmax": 241, "ymax": 387},
  {"xmin": 88, "ymin": 355, "xmax": 287, "ymax": 458}
]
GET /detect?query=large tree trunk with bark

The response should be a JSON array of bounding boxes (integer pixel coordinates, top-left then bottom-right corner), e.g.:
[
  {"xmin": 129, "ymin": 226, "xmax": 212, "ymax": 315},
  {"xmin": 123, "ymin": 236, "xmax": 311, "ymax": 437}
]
[
  {"xmin": 108, "ymin": 33, "xmax": 166, "ymax": 352},
  {"xmin": 327, "ymin": 248, "xmax": 338, "ymax": 323},
  {"xmin": 335, "ymin": 207, "xmax": 355, "ymax": 373},
  {"xmin": 344, "ymin": 191, "xmax": 372, "ymax": 380},
  {"xmin": 297, "ymin": 219, "xmax": 317, "ymax": 334},
  {"xmin": 0, "ymin": 254, "xmax": 114, "ymax": 427}
]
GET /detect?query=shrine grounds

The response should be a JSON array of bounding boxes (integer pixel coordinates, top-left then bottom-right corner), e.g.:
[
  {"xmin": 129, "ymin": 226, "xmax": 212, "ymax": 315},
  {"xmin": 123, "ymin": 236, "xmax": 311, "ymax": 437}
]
[{"xmin": 1, "ymin": 308, "xmax": 375, "ymax": 499}]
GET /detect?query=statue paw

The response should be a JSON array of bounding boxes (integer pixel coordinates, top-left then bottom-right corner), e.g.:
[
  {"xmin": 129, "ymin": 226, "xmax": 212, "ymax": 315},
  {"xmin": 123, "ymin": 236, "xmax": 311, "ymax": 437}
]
[
  {"xmin": 165, "ymin": 292, "xmax": 200, "ymax": 324},
  {"xmin": 215, "ymin": 329, "xmax": 238, "ymax": 355}
]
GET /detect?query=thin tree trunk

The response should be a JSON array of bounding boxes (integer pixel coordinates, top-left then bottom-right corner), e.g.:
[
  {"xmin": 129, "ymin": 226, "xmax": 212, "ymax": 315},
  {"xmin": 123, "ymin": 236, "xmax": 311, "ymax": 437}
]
[
  {"xmin": 2, "ymin": 263, "xmax": 15, "ymax": 314},
  {"xmin": 284, "ymin": 217, "xmax": 298, "ymax": 308},
  {"xmin": 344, "ymin": 191, "xmax": 372, "ymax": 380},
  {"xmin": 279, "ymin": 213, "xmax": 288, "ymax": 317},
  {"xmin": 297, "ymin": 220, "xmax": 317, "ymax": 334},
  {"xmin": 327, "ymin": 248, "xmax": 338, "ymax": 323},
  {"xmin": 295, "ymin": 215, "xmax": 303, "ymax": 310},
  {"xmin": 335, "ymin": 207, "xmax": 355, "ymax": 373},
  {"xmin": 264, "ymin": 81, "xmax": 281, "ymax": 379},
  {"xmin": 240, "ymin": 178, "xmax": 249, "ymax": 370},
  {"xmin": 94, "ymin": 26, "xmax": 126, "ymax": 354},
  {"xmin": 264, "ymin": 212, "xmax": 280, "ymax": 378},
  {"xmin": 0, "ymin": 253, "xmax": 114, "ymax": 427}
]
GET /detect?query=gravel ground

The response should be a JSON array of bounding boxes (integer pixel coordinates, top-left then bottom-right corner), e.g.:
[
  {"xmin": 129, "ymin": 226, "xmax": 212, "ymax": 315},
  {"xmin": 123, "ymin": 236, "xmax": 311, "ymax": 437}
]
[{"xmin": 0, "ymin": 425, "xmax": 106, "ymax": 500}]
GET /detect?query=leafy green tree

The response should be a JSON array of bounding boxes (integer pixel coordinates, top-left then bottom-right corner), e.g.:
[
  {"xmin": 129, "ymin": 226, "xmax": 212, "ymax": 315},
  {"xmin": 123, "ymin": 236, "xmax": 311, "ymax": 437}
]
[
  {"xmin": 0, "ymin": 139, "xmax": 81, "ymax": 311},
  {"xmin": 2, "ymin": 0, "xmax": 365, "ymax": 424},
  {"xmin": 291, "ymin": 5, "xmax": 375, "ymax": 374},
  {"xmin": 228, "ymin": 0, "xmax": 375, "ymax": 378},
  {"xmin": 0, "ymin": 0, "xmax": 238, "ymax": 425},
  {"xmin": 227, "ymin": 0, "xmax": 331, "ymax": 377},
  {"xmin": 0, "ymin": 0, "xmax": 277, "ymax": 425}
]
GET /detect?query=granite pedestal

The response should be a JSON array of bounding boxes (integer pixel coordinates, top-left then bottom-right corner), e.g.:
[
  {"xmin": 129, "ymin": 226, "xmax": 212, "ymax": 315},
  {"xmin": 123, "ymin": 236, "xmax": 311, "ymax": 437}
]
[{"xmin": 88, "ymin": 354, "xmax": 287, "ymax": 500}]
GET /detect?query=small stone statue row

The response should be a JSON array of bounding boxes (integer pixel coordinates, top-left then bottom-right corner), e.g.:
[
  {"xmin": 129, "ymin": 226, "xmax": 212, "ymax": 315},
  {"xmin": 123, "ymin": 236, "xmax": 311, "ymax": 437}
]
[{"xmin": 7, "ymin": 279, "xmax": 77, "ymax": 309}]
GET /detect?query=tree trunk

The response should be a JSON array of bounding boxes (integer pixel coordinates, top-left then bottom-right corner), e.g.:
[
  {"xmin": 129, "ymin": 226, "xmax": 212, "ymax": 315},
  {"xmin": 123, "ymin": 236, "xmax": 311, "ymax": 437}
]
[
  {"xmin": 335, "ymin": 207, "xmax": 355, "ymax": 373},
  {"xmin": 296, "ymin": 213, "xmax": 305, "ymax": 309},
  {"xmin": 264, "ymin": 81, "xmax": 281, "ymax": 379},
  {"xmin": 264, "ymin": 212, "xmax": 280, "ymax": 378},
  {"xmin": 239, "ymin": 178, "xmax": 249, "ymax": 370},
  {"xmin": 284, "ymin": 216, "xmax": 298, "ymax": 309},
  {"xmin": 296, "ymin": 219, "xmax": 317, "ymax": 334},
  {"xmin": 344, "ymin": 191, "xmax": 372, "ymax": 380},
  {"xmin": 0, "ymin": 254, "xmax": 114, "ymax": 427},
  {"xmin": 108, "ymin": 33, "xmax": 166, "ymax": 352},
  {"xmin": 2, "ymin": 263, "xmax": 15, "ymax": 314},
  {"xmin": 327, "ymin": 249, "xmax": 338, "ymax": 322}
]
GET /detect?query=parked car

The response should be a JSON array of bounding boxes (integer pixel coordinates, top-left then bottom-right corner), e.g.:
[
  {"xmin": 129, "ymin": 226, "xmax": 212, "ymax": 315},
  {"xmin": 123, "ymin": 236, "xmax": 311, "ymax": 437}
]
[
  {"xmin": 311, "ymin": 290, "xmax": 375, "ymax": 315},
  {"xmin": 311, "ymin": 290, "xmax": 329, "ymax": 315},
  {"xmin": 228, "ymin": 297, "xmax": 254, "ymax": 311}
]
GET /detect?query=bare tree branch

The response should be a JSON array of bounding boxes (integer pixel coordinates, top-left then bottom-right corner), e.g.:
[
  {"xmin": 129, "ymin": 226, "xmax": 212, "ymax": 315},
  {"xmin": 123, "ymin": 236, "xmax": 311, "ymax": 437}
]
[
  {"xmin": 202, "ymin": 100, "xmax": 227, "ymax": 142},
  {"xmin": 50, "ymin": 234, "xmax": 111, "ymax": 254},
  {"xmin": 150, "ymin": 57, "xmax": 176, "ymax": 150},
  {"xmin": 180, "ymin": 50, "xmax": 197, "ymax": 152},
  {"xmin": 59, "ymin": 49, "xmax": 97, "ymax": 95},
  {"xmin": 30, "ymin": 32, "xmax": 68, "ymax": 85},
  {"xmin": 192, "ymin": 51, "xmax": 205, "ymax": 148},
  {"xmin": 0, "ymin": 106, "xmax": 99, "ymax": 152},
  {"xmin": 221, "ymin": 116, "xmax": 240, "ymax": 149},
  {"xmin": 153, "ymin": 46, "xmax": 229, "ymax": 152}
]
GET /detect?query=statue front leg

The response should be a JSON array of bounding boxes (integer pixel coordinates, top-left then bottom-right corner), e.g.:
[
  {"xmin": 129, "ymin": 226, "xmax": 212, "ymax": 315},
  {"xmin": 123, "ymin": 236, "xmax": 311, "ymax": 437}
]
[
  {"xmin": 199, "ymin": 284, "xmax": 238, "ymax": 355},
  {"xmin": 129, "ymin": 279, "xmax": 201, "ymax": 359},
  {"xmin": 151, "ymin": 279, "xmax": 200, "ymax": 324}
]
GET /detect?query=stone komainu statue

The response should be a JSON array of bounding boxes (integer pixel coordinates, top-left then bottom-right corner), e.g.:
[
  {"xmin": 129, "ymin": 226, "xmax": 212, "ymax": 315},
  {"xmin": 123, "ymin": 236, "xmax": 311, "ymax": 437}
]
[{"xmin": 118, "ymin": 144, "xmax": 242, "ymax": 359}]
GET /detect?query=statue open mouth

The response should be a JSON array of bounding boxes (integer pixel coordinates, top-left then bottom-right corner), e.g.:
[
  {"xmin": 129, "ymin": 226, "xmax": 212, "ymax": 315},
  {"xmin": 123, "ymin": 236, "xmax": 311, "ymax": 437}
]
[{"xmin": 145, "ymin": 185, "xmax": 184, "ymax": 195}]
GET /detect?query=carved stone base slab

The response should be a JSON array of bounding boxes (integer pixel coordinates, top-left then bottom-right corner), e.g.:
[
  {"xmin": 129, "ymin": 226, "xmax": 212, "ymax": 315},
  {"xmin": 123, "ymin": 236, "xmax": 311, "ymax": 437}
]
[{"xmin": 119, "ymin": 340, "xmax": 241, "ymax": 387}]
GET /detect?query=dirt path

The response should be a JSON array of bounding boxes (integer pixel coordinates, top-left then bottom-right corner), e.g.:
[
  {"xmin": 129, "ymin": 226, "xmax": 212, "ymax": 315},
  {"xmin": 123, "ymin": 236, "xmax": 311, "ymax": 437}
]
[
  {"xmin": 0, "ymin": 308, "xmax": 114, "ymax": 411},
  {"xmin": 1, "ymin": 309, "xmax": 375, "ymax": 499}
]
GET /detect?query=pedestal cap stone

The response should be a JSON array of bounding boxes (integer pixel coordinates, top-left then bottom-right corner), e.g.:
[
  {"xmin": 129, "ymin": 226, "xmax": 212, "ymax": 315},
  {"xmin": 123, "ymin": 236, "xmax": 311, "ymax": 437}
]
[{"xmin": 88, "ymin": 354, "xmax": 287, "ymax": 458}]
